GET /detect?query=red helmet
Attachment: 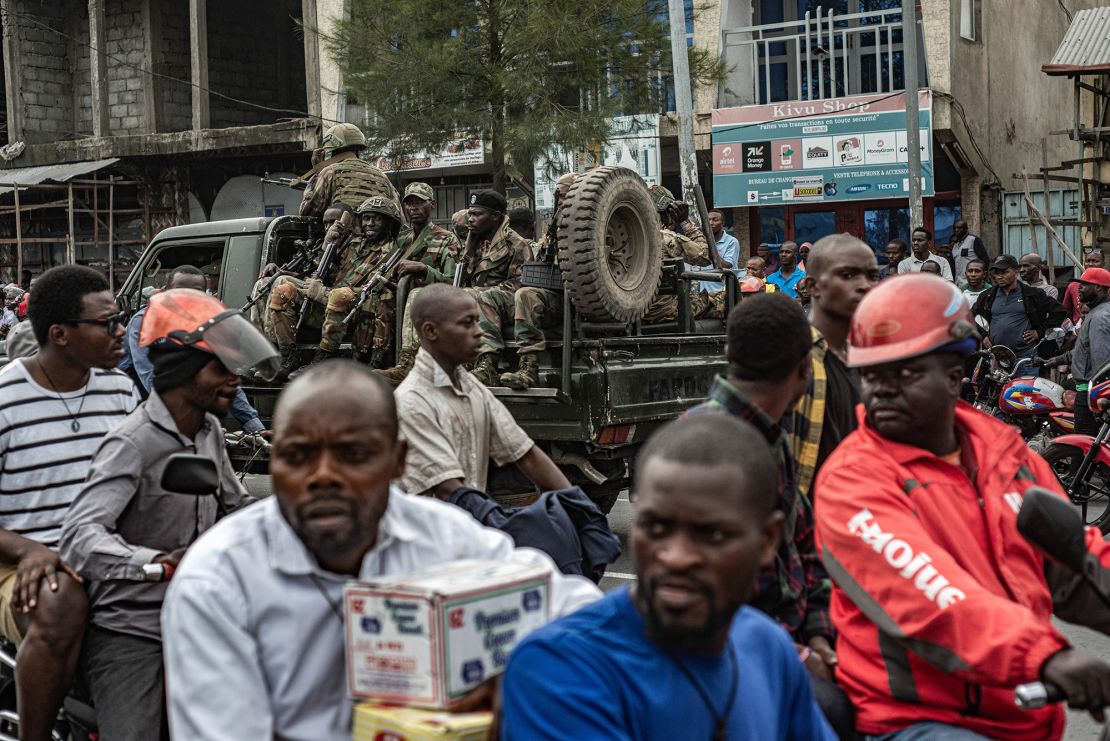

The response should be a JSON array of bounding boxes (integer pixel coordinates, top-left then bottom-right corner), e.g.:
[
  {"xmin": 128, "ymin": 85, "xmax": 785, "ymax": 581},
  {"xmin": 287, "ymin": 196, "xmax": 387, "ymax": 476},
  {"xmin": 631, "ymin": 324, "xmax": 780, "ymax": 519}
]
[
  {"xmin": 847, "ymin": 273, "xmax": 978, "ymax": 368},
  {"xmin": 139, "ymin": 289, "xmax": 280, "ymax": 380}
]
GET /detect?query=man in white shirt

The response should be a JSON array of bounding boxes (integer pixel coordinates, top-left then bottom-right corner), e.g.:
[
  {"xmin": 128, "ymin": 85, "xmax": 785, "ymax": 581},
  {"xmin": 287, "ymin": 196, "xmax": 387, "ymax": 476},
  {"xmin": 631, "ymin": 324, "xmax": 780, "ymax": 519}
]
[
  {"xmin": 699, "ymin": 210, "xmax": 740, "ymax": 294},
  {"xmin": 395, "ymin": 283, "xmax": 571, "ymax": 499},
  {"xmin": 898, "ymin": 227, "xmax": 953, "ymax": 282},
  {"xmin": 162, "ymin": 361, "xmax": 600, "ymax": 740}
]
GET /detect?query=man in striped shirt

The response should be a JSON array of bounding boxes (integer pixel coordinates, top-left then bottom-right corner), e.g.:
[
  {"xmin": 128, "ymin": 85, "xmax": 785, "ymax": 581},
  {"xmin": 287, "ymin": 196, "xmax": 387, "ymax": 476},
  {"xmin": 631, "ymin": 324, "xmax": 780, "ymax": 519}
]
[{"xmin": 0, "ymin": 265, "xmax": 138, "ymax": 741}]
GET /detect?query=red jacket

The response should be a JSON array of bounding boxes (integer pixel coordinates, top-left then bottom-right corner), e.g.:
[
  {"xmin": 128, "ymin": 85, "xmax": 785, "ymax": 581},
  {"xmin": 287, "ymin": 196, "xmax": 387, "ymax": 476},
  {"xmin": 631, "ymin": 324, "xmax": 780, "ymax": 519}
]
[{"xmin": 815, "ymin": 402, "xmax": 1072, "ymax": 739}]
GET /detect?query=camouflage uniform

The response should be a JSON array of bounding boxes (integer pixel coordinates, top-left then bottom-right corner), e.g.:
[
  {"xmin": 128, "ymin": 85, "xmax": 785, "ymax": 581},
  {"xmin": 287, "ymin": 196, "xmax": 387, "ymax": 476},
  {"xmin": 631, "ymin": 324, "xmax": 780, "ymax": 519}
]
[
  {"xmin": 371, "ymin": 223, "xmax": 461, "ymax": 353},
  {"xmin": 298, "ymin": 153, "xmax": 399, "ymax": 217},
  {"xmin": 690, "ymin": 289, "xmax": 726, "ymax": 320},
  {"xmin": 463, "ymin": 219, "xmax": 533, "ymax": 354},
  {"xmin": 642, "ymin": 222, "xmax": 712, "ymax": 323},
  {"xmin": 513, "ymin": 287, "xmax": 563, "ymax": 352},
  {"xmin": 266, "ymin": 236, "xmax": 395, "ymax": 352}
]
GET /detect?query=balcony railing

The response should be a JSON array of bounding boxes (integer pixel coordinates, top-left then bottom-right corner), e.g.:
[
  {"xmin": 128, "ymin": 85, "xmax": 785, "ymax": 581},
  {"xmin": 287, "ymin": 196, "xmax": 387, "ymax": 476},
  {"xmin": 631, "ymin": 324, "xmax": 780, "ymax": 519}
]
[{"xmin": 720, "ymin": 7, "xmax": 922, "ymax": 106}]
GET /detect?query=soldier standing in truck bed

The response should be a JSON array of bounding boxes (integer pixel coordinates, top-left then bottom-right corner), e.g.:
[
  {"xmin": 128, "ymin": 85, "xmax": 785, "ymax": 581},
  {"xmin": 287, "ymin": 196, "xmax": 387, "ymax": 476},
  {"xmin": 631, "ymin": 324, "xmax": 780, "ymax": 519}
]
[
  {"xmin": 378, "ymin": 190, "xmax": 531, "ymax": 385},
  {"xmin": 642, "ymin": 185, "xmax": 712, "ymax": 323},
  {"xmin": 298, "ymin": 123, "xmax": 400, "ymax": 218}
]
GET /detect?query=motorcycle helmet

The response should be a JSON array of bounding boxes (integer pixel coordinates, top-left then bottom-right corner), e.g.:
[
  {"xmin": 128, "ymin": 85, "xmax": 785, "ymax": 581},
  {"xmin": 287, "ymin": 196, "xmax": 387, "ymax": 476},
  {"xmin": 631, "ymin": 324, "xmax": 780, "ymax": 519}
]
[
  {"xmin": 847, "ymin": 273, "xmax": 979, "ymax": 368},
  {"xmin": 139, "ymin": 289, "xmax": 280, "ymax": 381}
]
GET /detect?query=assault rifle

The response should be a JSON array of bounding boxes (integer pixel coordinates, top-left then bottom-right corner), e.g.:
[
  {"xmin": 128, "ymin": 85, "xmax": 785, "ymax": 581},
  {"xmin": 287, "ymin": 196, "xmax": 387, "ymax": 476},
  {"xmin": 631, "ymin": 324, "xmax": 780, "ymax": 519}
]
[
  {"xmin": 342, "ymin": 245, "xmax": 407, "ymax": 326},
  {"xmin": 295, "ymin": 210, "xmax": 353, "ymax": 335},
  {"xmin": 261, "ymin": 173, "xmax": 307, "ymax": 191},
  {"xmin": 240, "ymin": 237, "xmax": 322, "ymax": 313}
]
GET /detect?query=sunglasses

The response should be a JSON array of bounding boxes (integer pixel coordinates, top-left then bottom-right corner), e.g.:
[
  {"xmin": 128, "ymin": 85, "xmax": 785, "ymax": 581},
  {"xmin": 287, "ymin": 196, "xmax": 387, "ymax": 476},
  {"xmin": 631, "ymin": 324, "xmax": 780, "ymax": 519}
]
[{"xmin": 64, "ymin": 311, "xmax": 128, "ymax": 335}]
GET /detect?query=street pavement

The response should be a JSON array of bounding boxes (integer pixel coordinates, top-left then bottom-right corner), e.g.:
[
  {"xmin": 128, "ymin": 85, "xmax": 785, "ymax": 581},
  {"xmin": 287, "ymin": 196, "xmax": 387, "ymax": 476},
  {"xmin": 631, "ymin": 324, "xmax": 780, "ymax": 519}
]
[{"xmin": 242, "ymin": 478, "xmax": 1107, "ymax": 738}]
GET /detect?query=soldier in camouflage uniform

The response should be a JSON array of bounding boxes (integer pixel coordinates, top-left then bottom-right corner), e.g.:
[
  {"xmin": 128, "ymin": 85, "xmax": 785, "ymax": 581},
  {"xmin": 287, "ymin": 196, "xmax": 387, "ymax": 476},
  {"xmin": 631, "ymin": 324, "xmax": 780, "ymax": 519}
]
[
  {"xmin": 498, "ymin": 173, "xmax": 577, "ymax": 390},
  {"xmin": 366, "ymin": 182, "xmax": 461, "ymax": 374},
  {"xmin": 641, "ymin": 184, "xmax": 712, "ymax": 323},
  {"xmin": 298, "ymin": 123, "xmax": 401, "ymax": 217},
  {"xmin": 379, "ymin": 190, "xmax": 531, "ymax": 386},
  {"xmin": 266, "ymin": 196, "xmax": 402, "ymax": 379}
]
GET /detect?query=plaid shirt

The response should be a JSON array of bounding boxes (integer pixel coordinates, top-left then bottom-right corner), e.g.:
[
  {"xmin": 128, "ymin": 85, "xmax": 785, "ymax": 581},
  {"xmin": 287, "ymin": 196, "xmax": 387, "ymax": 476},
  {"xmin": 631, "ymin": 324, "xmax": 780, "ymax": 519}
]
[
  {"xmin": 784, "ymin": 326, "xmax": 828, "ymax": 499},
  {"xmin": 688, "ymin": 375, "xmax": 833, "ymax": 642}
]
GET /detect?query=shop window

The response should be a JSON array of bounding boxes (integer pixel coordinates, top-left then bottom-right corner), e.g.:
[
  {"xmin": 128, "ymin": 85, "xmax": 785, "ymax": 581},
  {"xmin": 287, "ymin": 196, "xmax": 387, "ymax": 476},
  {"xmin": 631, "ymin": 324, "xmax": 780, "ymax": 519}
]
[
  {"xmin": 934, "ymin": 205, "xmax": 962, "ymax": 246},
  {"xmin": 864, "ymin": 207, "xmax": 911, "ymax": 252},
  {"xmin": 960, "ymin": 0, "xmax": 976, "ymax": 41},
  {"xmin": 793, "ymin": 211, "xmax": 836, "ymax": 245},
  {"xmin": 758, "ymin": 207, "xmax": 786, "ymax": 247}
]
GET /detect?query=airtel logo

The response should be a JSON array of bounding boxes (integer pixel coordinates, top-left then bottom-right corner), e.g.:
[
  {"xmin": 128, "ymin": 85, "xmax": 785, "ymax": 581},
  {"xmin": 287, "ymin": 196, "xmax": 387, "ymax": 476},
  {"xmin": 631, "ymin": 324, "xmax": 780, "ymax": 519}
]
[{"xmin": 722, "ymin": 146, "xmax": 733, "ymax": 157}]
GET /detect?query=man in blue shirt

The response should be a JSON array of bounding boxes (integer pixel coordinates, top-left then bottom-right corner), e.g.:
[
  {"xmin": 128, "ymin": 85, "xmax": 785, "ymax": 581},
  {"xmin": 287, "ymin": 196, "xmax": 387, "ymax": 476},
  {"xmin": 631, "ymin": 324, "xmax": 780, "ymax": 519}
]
[
  {"xmin": 121, "ymin": 265, "xmax": 266, "ymax": 434},
  {"xmin": 501, "ymin": 413, "xmax": 835, "ymax": 741},
  {"xmin": 767, "ymin": 241, "xmax": 807, "ymax": 298},
  {"xmin": 699, "ymin": 210, "xmax": 740, "ymax": 294}
]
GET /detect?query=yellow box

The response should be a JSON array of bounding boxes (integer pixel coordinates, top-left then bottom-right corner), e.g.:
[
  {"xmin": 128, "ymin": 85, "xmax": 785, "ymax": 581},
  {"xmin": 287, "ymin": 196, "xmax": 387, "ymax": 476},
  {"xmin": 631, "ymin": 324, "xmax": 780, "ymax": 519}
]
[{"xmin": 352, "ymin": 702, "xmax": 492, "ymax": 741}]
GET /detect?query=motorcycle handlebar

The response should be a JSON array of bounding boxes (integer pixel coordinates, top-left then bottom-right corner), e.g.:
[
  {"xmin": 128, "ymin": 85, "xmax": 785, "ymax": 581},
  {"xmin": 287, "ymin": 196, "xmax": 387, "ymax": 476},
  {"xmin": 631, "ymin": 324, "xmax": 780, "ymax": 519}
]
[{"xmin": 1015, "ymin": 681, "xmax": 1065, "ymax": 709}]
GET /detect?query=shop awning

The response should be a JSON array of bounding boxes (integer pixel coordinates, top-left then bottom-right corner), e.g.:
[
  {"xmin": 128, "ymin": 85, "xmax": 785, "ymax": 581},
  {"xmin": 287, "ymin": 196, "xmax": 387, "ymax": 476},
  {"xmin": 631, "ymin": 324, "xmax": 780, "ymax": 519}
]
[
  {"xmin": 1044, "ymin": 7, "xmax": 1110, "ymax": 76},
  {"xmin": 0, "ymin": 157, "xmax": 120, "ymax": 196}
]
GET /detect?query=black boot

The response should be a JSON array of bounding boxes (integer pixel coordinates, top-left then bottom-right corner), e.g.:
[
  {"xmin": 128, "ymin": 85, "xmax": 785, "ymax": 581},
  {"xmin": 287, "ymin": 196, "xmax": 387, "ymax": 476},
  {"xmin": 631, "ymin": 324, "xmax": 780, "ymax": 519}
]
[
  {"xmin": 369, "ymin": 347, "xmax": 390, "ymax": 369},
  {"xmin": 289, "ymin": 348, "xmax": 338, "ymax": 380},
  {"xmin": 272, "ymin": 345, "xmax": 301, "ymax": 383}
]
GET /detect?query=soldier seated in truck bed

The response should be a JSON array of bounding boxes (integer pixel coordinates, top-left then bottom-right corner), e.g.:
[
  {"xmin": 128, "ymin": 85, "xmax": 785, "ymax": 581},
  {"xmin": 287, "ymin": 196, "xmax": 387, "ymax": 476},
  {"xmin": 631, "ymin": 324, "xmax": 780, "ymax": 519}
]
[{"xmin": 642, "ymin": 185, "xmax": 720, "ymax": 323}]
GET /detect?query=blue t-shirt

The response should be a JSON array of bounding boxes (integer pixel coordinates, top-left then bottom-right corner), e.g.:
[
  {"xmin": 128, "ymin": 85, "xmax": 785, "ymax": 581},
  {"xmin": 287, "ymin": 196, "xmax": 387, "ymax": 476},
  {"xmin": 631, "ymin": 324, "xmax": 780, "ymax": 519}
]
[
  {"xmin": 766, "ymin": 267, "xmax": 806, "ymax": 298},
  {"xmin": 501, "ymin": 587, "xmax": 835, "ymax": 741}
]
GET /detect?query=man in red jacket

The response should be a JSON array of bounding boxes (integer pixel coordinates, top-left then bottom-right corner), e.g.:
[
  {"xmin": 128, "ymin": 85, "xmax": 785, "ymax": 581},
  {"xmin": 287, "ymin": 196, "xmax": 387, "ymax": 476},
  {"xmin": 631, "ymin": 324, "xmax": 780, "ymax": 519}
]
[{"xmin": 815, "ymin": 273, "xmax": 1110, "ymax": 740}]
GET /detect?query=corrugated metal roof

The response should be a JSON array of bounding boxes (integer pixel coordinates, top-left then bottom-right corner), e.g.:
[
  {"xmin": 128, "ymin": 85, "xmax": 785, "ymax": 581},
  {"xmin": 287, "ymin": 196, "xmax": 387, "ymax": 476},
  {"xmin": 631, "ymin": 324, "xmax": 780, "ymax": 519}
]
[
  {"xmin": 0, "ymin": 158, "xmax": 120, "ymax": 196},
  {"xmin": 1044, "ymin": 6, "xmax": 1110, "ymax": 76}
]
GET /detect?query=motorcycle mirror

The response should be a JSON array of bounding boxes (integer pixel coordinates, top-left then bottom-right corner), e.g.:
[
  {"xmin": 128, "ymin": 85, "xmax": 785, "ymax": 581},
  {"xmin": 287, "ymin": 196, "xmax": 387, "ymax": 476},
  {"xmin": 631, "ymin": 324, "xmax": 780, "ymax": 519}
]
[
  {"xmin": 160, "ymin": 453, "xmax": 219, "ymax": 497},
  {"xmin": 1016, "ymin": 487, "xmax": 1087, "ymax": 572},
  {"xmin": 1044, "ymin": 327, "xmax": 1066, "ymax": 342},
  {"xmin": 975, "ymin": 315, "xmax": 989, "ymax": 332}
]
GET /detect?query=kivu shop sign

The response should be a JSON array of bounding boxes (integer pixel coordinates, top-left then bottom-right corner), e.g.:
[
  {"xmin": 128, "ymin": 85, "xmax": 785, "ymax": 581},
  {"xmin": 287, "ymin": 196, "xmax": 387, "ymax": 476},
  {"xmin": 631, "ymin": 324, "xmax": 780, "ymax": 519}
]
[{"xmin": 711, "ymin": 91, "xmax": 933, "ymax": 207}]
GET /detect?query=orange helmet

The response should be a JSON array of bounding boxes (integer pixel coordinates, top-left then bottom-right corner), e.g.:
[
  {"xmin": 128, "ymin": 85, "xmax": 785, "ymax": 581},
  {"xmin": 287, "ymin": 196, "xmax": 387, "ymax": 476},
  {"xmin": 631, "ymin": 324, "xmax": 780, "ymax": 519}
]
[
  {"xmin": 847, "ymin": 273, "xmax": 979, "ymax": 368},
  {"xmin": 740, "ymin": 276, "xmax": 765, "ymax": 293},
  {"xmin": 139, "ymin": 289, "xmax": 280, "ymax": 380}
]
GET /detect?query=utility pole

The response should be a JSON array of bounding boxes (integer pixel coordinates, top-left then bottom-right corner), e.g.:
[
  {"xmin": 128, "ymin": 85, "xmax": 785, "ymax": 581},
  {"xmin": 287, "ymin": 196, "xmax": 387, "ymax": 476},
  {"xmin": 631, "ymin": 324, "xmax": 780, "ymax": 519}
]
[
  {"xmin": 667, "ymin": 0, "xmax": 717, "ymax": 254},
  {"xmin": 902, "ymin": 0, "xmax": 923, "ymax": 228},
  {"xmin": 667, "ymin": 0, "xmax": 698, "ymax": 212}
]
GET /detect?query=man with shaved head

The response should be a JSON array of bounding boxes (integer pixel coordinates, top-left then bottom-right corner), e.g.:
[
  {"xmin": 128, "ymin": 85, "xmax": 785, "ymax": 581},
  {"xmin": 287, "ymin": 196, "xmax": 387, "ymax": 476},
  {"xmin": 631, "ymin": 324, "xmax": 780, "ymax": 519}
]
[
  {"xmin": 785, "ymin": 234, "xmax": 880, "ymax": 501},
  {"xmin": 395, "ymin": 284, "xmax": 571, "ymax": 499},
  {"xmin": 162, "ymin": 360, "xmax": 599, "ymax": 739}
]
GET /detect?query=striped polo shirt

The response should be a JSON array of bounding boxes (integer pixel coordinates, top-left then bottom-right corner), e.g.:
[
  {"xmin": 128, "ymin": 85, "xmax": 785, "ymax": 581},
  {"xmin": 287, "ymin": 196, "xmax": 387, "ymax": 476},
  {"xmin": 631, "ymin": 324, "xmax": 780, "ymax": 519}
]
[{"xmin": 0, "ymin": 359, "xmax": 139, "ymax": 548}]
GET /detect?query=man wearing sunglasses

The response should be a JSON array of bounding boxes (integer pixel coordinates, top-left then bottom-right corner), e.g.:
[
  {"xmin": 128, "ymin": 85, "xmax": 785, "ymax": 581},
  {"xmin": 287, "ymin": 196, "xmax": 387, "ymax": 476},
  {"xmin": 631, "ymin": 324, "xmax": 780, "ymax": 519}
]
[{"xmin": 0, "ymin": 265, "xmax": 140, "ymax": 741}]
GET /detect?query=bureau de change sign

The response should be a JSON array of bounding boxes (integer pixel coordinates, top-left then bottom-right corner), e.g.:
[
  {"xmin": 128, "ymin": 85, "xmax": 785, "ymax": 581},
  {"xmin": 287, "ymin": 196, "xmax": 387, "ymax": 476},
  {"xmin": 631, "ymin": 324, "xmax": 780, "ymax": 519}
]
[{"xmin": 712, "ymin": 91, "xmax": 934, "ymax": 207}]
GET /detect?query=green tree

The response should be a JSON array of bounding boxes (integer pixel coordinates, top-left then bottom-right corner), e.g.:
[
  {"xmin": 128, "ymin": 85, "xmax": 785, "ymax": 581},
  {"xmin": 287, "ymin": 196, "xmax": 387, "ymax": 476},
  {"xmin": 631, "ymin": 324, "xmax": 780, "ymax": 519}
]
[{"xmin": 318, "ymin": 0, "xmax": 724, "ymax": 191}]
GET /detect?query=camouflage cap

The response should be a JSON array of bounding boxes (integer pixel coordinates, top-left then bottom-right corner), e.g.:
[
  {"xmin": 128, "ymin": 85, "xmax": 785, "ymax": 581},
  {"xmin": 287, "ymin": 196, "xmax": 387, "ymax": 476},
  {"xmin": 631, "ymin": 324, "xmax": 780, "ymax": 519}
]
[
  {"xmin": 356, "ymin": 195, "xmax": 402, "ymax": 222},
  {"xmin": 648, "ymin": 184, "xmax": 675, "ymax": 211},
  {"xmin": 403, "ymin": 182, "xmax": 435, "ymax": 202},
  {"xmin": 321, "ymin": 123, "xmax": 367, "ymax": 156},
  {"xmin": 200, "ymin": 261, "xmax": 221, "ymax": 277}
]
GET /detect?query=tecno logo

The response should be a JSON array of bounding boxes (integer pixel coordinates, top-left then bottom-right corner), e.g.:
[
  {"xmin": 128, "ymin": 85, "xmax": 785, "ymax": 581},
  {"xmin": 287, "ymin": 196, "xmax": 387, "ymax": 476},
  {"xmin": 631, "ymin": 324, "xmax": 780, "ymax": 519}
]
[{"xmin": 846, "ymin": 508, "xmax": 967, "ymax": 609}]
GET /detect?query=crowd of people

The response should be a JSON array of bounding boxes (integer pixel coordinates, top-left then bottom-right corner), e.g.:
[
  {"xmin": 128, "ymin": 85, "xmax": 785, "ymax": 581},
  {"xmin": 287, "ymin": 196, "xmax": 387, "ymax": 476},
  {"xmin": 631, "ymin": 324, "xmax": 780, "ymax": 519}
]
[{"xmin": 0, "ymin": 121, "xmax": 1110, "ymax": 740}]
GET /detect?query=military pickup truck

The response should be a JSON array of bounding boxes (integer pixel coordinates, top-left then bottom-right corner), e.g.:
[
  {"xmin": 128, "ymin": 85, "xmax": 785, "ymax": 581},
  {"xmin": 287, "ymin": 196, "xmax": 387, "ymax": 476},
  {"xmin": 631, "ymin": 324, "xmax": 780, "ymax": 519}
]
[{"xmin": 115, "ymin": 167, "xmax": 738, "ymax": 512}]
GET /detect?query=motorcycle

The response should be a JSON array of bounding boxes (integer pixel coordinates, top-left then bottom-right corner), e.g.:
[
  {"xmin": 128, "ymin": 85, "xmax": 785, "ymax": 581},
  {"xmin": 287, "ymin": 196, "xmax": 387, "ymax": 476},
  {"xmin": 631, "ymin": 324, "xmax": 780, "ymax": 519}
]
[
  {"xmin": 1014, "ymin": 487, "xmax": 1110, "ymax": 740},
  {"xmin": 1043, "ymin": 357, "xmax": 1110, "ymax": 532},
  {"xmin": 967, "ymin": 328, "xmax": 1073, "ymax": 453},
  {"xmin": 0, "ymin": 453, "xmax": 219, "ymax": 740}
]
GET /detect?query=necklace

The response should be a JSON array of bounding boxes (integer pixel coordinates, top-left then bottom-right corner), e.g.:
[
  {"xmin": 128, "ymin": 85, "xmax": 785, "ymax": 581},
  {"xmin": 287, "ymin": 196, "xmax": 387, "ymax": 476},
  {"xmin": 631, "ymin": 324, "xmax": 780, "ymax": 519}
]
[
  {"xmin": 665, "ymin": 643, "xmax": 740, "ymax": 741},
  {"xmin": 35, "ymin": 359, "xmax": 90, "ymax": 433},
  {"xmin": 308, "ymin": 573, "xmax": 345, "ymax": 625}
]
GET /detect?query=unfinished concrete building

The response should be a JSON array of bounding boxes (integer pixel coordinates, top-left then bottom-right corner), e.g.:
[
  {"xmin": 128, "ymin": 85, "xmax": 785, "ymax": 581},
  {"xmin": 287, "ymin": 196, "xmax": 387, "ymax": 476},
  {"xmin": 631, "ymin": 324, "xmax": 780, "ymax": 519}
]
[{"xmin": 0, "ymin": 0, "xmax": 324, "ymax": 284}]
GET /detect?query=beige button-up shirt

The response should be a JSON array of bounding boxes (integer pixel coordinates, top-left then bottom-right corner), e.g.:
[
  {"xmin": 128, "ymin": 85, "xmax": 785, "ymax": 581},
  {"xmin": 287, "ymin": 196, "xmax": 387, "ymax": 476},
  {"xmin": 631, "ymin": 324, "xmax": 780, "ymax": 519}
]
[{"xmin": 395, "ymin": 348, "xmax": 533, "ymax": 495}]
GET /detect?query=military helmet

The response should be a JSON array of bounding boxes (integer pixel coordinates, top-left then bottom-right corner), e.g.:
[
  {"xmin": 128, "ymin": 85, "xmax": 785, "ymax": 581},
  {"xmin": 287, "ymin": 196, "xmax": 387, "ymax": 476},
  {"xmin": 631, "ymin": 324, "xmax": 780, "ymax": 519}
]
[
  {"xmin": 356, "ymin": 195, "xmax": 401, "ymax": 222},
  {"xmin": 321, "ymin": 123, "xmax": 367, "ymax": 157},
  {"xmin": 648, "ymin": 184, "xmax": 675, "ymax": 212}
]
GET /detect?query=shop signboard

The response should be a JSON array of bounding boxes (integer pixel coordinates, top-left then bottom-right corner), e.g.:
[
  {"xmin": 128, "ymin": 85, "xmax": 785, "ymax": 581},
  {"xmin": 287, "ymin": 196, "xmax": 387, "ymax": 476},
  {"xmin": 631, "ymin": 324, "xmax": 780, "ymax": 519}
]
[
  {"xmin": 365, "ymin": 134, "xmax": 486, "ymax": 172},
  {"xmin": 534, "ymin": 114, "xmax": 660, "ymax": 215},
  {"xmin": 712, "ymin": 91, "xmax": 933, "ymax": 207}
]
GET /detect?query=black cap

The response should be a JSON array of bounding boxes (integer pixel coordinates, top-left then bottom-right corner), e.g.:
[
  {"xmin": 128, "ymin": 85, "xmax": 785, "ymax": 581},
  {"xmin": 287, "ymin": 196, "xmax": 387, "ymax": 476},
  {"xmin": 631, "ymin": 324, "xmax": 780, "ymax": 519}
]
[
  {"xmin": 469, "ymin": 190, "xmax": 507, "ymax": 212},
  {"xmin": 990, "ymin": 254, "xmax": 1019, "ymax": 270}
]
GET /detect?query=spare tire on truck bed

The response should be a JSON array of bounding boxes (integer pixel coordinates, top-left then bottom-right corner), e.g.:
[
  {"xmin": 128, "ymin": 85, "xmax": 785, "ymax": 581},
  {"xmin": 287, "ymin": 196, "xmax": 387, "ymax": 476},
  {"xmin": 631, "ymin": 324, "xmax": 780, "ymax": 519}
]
[{"xmin": 557, "ymin": 166, "xmax": 662, "ymax": 323}]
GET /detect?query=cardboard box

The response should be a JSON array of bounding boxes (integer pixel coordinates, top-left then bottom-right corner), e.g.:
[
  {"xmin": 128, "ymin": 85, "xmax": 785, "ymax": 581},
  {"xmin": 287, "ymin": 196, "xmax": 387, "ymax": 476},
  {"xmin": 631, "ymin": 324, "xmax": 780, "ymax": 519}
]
[
  {"xmin": 352, "ymin": 703, "xmax": 492, "ymax": 741},
  {"xmin": 345, "ymin": 559, "xmax": 551, "ymax": 708}
]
